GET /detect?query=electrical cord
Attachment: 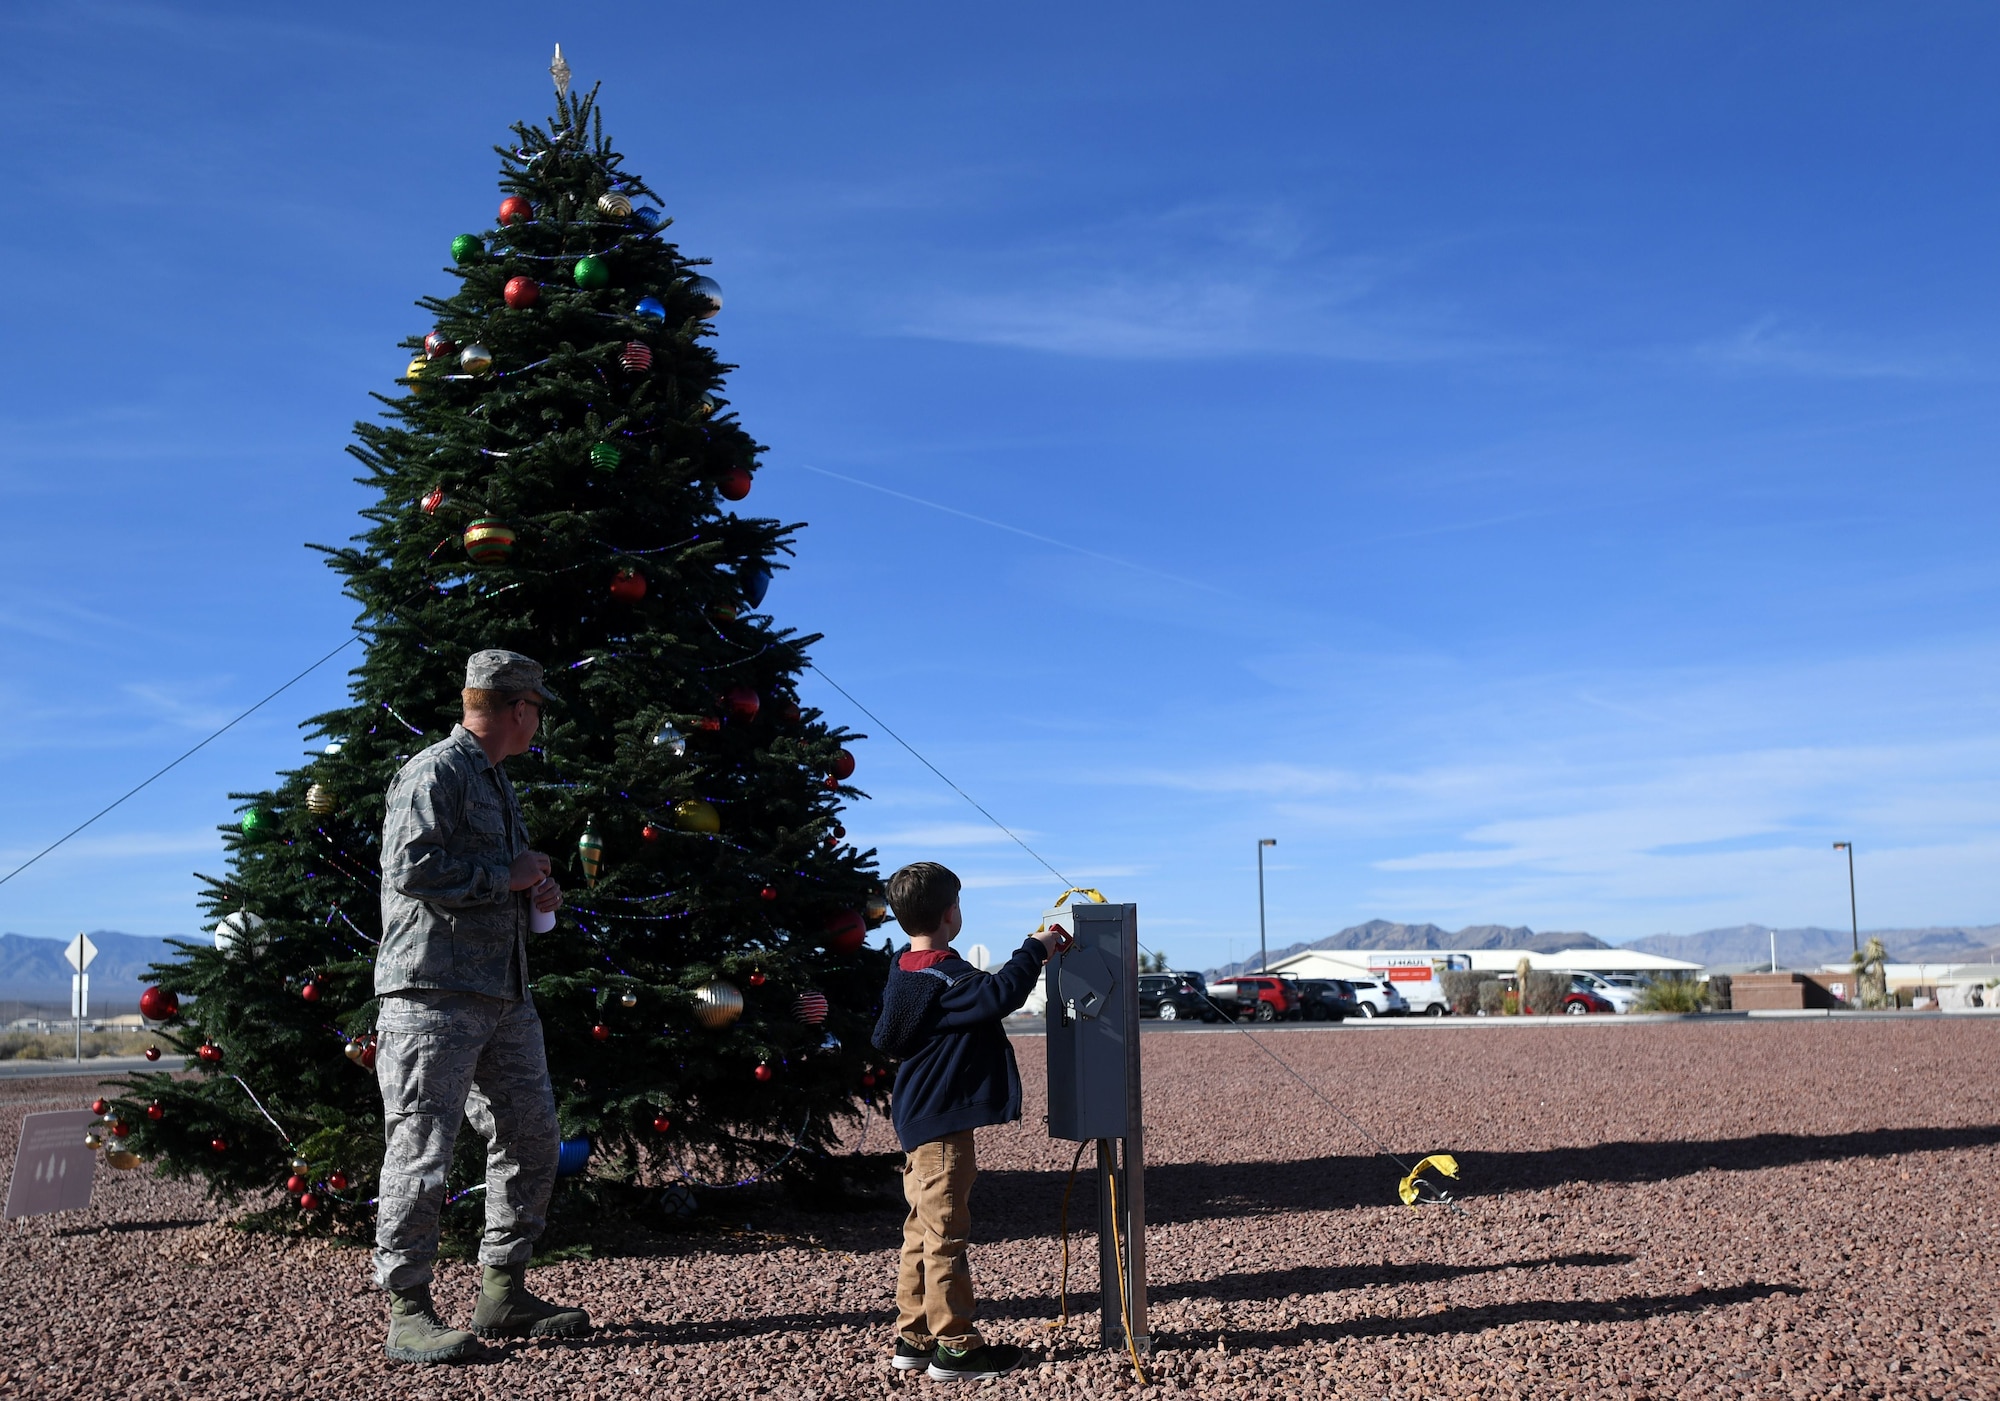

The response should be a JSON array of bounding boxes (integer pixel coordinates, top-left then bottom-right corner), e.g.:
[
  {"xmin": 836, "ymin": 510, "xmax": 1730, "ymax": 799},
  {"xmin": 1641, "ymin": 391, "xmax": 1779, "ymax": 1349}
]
[
  {"xmin": 1046, "ymin": 1139, "xmax": 1087, "ymax": 1332},
  {"xmin": 1105, "ymin": 1151, "xmax": 1150, "ymax": 1385}
]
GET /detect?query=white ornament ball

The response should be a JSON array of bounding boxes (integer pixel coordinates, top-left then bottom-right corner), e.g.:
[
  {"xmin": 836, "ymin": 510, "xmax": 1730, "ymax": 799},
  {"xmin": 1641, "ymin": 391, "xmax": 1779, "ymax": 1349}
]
[
  {"xmin": 598, "ymin": 192, "xmax": 633, "ymax": 218},
  {"xmin": 215, "ymin": 911, "xmax": 268, "ymax": 954}
]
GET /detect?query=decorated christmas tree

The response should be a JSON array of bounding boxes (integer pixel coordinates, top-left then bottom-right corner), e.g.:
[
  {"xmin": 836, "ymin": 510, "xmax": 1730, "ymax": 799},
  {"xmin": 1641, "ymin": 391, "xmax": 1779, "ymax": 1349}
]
[{"xmin": 111, "ymin": 74, "xmax": 889, "ymax": 1219}]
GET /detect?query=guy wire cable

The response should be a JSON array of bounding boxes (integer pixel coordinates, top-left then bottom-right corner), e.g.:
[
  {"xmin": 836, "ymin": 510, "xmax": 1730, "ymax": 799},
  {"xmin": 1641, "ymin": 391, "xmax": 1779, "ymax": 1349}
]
[
  {"xmin": 810, "ymin": 662, "xmax": 1443, "ymax": 1188},
  {"xmin": 0, "ymin": 635, "xmax": 362, "ymax": 891}
]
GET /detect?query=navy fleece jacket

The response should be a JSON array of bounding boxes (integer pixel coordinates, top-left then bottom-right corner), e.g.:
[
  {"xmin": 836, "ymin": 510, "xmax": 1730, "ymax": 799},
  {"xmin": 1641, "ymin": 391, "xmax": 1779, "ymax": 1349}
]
[{"xmin": 871, "ymin": 936, "xmax": 1050, "ymax": 1152}]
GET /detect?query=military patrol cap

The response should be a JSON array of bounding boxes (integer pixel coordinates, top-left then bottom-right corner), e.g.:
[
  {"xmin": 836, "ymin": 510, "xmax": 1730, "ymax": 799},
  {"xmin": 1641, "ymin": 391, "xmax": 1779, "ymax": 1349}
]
[{"xmin": 465, "ymin": 649, "xmax": 558, "ymax": 702}]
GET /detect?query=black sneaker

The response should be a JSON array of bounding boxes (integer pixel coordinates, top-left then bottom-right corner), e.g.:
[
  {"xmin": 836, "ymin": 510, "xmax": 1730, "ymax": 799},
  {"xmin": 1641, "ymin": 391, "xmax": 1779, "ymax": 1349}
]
[
  {"xmin": 927, "ymin": 1342, "xmax": 1023, "ymax": 1381},
  {"xmin": 892, "ymin": 1338, "xmax": 934, "ymax": 1371}
]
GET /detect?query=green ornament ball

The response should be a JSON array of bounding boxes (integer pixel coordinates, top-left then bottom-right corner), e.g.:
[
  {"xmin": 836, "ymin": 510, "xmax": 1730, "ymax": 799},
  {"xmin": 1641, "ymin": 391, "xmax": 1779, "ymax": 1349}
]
[
  {"xmin": 239, "ymin": 809, "xmax": 270, "ymax": 839},
  {"xmin": 589, "ymin": 442, "xmax": 622, "ymax": 471},
  {"xmin": 573, "ymin": 256, "xmax": 610, "ymax": 290},
  {"xmin": 451, "ymin": 234, "xmax": 484, "ymax": 264}
]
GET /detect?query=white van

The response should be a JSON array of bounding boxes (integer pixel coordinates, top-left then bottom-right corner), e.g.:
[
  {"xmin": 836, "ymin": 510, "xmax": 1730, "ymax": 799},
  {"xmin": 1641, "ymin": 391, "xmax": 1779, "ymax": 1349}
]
[{"xmin": 1367, "ymin": 959, "xmax": 1452, "ymax": 1016}]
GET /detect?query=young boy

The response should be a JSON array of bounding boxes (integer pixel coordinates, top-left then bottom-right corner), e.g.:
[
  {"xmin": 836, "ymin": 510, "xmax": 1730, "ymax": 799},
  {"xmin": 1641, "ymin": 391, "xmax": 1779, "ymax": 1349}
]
[{"xmin": 872, "ymin": 862, "xmax": 1067, "ymax": 1382}]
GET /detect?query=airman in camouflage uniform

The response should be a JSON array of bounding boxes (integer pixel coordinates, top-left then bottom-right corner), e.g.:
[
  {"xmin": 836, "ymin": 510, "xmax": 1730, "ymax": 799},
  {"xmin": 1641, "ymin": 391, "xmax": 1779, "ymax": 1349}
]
[{"xmin": 372, "ymin": 650, "xmax": 590, "ymax": 1363}]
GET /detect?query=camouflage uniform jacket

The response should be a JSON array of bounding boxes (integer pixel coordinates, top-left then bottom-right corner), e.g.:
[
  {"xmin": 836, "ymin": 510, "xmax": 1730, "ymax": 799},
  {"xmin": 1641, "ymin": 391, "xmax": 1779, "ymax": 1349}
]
[{"xmin": 376, "ymin": 724, "xmax": 531, "ymax": 1000}]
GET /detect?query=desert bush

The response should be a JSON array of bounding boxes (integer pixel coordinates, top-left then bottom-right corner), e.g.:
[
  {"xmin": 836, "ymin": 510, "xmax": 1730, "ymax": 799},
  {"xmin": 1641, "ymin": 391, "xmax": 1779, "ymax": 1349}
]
[
  {"xmin": 1637, "ymin": 977, "xmax": 1707, "ymax": 1013},
  {"xmin": 0, "ymin": 1030, "xmax": 169, "ymax": 1061},
  {"xmin": 1440, "ymin": 970, "xmax": 1497, "ymax": 1015},
  {"xmin": 1523, "ymin": 970, "xmax": 1569, "ymax": 1015},
  {"xmin": 1477, "ymin": 980, "xmax": 1507, "ymax": 1016}
]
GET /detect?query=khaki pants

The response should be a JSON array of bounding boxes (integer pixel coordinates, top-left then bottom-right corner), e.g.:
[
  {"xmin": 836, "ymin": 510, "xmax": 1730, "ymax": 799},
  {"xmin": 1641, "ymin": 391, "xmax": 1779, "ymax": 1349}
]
[{"xmin": 896, "ymin": 1130, "xmax": 982, "ymax": 1350}]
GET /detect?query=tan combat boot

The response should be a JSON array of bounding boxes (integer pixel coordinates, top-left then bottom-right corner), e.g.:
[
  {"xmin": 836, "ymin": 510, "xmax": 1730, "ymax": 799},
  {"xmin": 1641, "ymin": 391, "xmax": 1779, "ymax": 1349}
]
[
  {"xmin": 468, "ymin": 1263, "xmax": 590, "ymax": 1338},
  {"xmin": 384, "ymin": 1286, "xmax": 482, "ymax": 1364}
]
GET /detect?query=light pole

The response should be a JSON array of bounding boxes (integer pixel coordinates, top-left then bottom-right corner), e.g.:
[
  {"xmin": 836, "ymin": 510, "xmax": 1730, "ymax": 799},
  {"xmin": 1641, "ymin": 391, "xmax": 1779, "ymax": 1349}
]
[
  {"xmin": 1832, "ymin": 842, "xmax": 1858, "ymax": 961},
  {"xmin": 1256, "ymin": 839, "xmax": 1276, "ymax": 972}
]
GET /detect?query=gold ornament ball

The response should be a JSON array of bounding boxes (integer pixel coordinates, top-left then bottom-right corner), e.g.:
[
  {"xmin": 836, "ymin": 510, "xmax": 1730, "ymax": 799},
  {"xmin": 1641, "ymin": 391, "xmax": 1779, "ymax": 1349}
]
[
  {"xmin": 404, "ymin": 357, "xmax": 428, "ymax": 395},
  {"xmin": 305, "ymin": 784, "xmax": 336, "ymax": 815},
  {"xmin": 598, "ymin": 192, "xmax": 632, "ymax": 217},
  {"xmin": 83, "ymin": 1131, "xmax": 103, "ymax": 1151},
  {"xmin": 459, "ymin": 343, "xmax": 494, "ymax": 375},
  {"xmin": 693, "ymin": 980, "xmax": 744, "ymax": 1028},
  {"xmin": 290, "ymin": 1156, "xmax": 311, "ymax": 1173},
  {"xmin": 343, "ymin": 1041, "xmax": 364, "ymax": 1063},
  {"xmin": 620, "ymin": 990, "xmax": 639, "ymax": 1009},
  {"xmin": 105, "ymin": 1150, "xmax": 144, "ymax": 1172},
  {"xmin": 672, "ymin": 798, "xmax": 721, "ymax": 834},
  {"xmin": 864, "ymin": 895, "xmax": 891, "ymax": 925}
]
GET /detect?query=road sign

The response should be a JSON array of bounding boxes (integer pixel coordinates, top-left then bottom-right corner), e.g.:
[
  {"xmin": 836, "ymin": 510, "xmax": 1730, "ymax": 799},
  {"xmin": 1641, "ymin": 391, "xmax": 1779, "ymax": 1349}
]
[
  {"xmin": 71, "ymin": 975, "xmax": 91, "ymax": 1019},
  {"xmin": 967, "ymin": 944, "xmax": 992, "ymax": 971},
  {"xmin": 3, "ymin": 1110, "xmax": 98, "ymax": 1219},
  {"xmin": 64, "ymin": 933, "xmax": 97, "ymax": 973}
]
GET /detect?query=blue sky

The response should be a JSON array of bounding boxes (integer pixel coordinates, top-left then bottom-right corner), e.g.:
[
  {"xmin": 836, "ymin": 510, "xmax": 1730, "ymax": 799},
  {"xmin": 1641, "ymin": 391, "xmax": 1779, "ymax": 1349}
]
[{"xmin": 1, "ymin": 3, "xmax": 1996, "ymax": 970}]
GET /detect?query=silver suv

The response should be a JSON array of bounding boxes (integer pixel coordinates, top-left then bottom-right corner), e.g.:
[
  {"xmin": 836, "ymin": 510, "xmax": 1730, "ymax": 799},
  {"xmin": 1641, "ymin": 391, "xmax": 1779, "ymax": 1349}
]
[{"xmin": 1345, "ymin": 977, "xmax": 1409, "ymax": 1017}]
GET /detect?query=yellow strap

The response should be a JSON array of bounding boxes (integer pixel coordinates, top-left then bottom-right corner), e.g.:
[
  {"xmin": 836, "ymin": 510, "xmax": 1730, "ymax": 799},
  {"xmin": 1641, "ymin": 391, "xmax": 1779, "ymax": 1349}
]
[
  {"xmin": 1397, "ymin": 1153, "xmax": 1460, "ymax": 1207},
  {"xmin": 1034, "ymin": 887, "xmax": 1107, "ymax": 932}
]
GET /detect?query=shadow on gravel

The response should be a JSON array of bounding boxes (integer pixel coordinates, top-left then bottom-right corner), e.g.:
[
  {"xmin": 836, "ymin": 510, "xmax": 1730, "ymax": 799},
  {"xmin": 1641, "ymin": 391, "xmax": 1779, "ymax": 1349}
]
[
  {"xmin": 52, "ymin": 1217, "xmax": 208, "ymax": 1236},
  {"xmin": 1196, "ymin": 1281, "xmax": 1807, "ymax": 1350},
  {"xmin": 1147, "ymin": 1251, "xmax": 1635, "ymax": 1306},
  {"xmin": 967, "ymin": 1123, "xmax": 2000, "ymax": 1237}
]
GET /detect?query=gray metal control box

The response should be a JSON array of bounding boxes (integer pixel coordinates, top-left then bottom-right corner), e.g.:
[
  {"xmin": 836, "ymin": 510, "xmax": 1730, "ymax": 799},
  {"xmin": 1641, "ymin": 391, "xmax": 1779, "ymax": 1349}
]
[{"xmin": 1045, "ymin": 902, "xmax": 1138, "ymax": 1142}]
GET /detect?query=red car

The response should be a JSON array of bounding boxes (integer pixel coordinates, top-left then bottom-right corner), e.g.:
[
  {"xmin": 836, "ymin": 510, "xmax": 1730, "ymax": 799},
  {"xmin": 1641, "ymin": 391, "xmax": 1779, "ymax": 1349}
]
[
  {"xmin": 1562, "ymin": 987, "xmax": 1614, "ymax": 1015},
  {"xmin": 1209, "ymin": 975, "xmax": 1301, "ymax": 1022}
]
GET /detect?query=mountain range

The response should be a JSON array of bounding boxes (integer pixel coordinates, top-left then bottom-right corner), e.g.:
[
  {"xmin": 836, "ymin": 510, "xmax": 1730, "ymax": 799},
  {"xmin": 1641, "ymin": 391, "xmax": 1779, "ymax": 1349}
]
[
  {"xmin": 0, "ymin": 931, "xmax": 186, "ymax": 1014},
  {"xmin": 1201, "ymin": 918, "xmax": 2000, "ymax": 980}
]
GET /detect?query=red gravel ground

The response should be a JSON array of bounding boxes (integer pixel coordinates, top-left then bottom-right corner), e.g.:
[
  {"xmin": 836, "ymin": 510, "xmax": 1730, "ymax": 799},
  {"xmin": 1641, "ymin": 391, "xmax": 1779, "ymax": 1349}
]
[{"xmin": 4, "ymin": 1019, "xmax": 1997, "ymax": 1399}]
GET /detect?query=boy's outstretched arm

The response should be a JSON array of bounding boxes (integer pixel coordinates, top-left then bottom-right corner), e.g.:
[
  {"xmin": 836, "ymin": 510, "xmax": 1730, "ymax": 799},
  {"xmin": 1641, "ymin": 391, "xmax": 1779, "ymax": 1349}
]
[{"xmin": 931, "ymin": 935, "xmax": 1061, "ymax": 1028}]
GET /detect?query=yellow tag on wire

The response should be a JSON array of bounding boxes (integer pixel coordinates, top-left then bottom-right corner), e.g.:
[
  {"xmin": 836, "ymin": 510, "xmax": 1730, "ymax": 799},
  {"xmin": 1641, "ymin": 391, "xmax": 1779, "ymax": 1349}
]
[
  {"xmin": 1397, "ymin": 1153, "xmax": 1460, "ymax": 1207},
  {"xmin": 1034, "ymin": 887, "xmax": 1107, "ymax": 936}
]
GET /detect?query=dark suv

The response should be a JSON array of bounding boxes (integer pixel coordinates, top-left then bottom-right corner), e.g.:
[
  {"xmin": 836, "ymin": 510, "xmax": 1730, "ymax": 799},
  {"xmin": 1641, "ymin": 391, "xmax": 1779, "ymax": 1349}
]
[
  {"xmin": 1138, "ymin": 971, "xmax": 1212, "ymax": 1021},
  {"xmin": 1292, "ymin": 978, "xmax": 1364, "ymax": 1021}
]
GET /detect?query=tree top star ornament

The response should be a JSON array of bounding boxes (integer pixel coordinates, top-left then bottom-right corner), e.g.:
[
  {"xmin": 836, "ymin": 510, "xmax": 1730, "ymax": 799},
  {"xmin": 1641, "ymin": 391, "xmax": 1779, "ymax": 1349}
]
[{"xmin": 551, "ymin": 43, "xmax": 571, "ymax": 98}]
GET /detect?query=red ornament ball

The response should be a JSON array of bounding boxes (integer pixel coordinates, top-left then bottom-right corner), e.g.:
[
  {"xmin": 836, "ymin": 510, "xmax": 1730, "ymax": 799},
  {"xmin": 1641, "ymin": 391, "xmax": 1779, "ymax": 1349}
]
[
  {"xmin": 759, "ymin": 886, "xmax": 777, "ymax": 902},
  {"xmin": 717, "ymin": 466, "xmax": 752, "ymax": 501},
  {"xmin": 301, "ymin": 981, "xmax": 321, "ymax": 1003},
  {"xmin": 299, "ymin": 1192, "xmax": 320, "ymax": 1211},
  {"xmin": 286, "ymin": 1175, "xmax": 306, "ymax": 1194},
  {"xmin": 620, "ymin": 341, "xmax": 654, "ymax": 373},
  {"xmin": 652, "ymin": 1115, "xmax": 673, "ymax": 1134},
  {"xmin": 591, "ymin": 1024, "xmax": 611, "ymax": 1042},
  {"xmin": 498, "ymin": 195, "xmax": 533, "ymax": 225},
  {"xmin": 423, "ymin": 331, "xmax": 455, "ymax": 360},
  {"xmin": 641, "ymin": 823, "xmax": 661, "ymax": 842},
  {"xmin": 794, "ymin": 991, "xmax": 828, "ymax": 1024},
  {"xmin": 861, "ymin": 1072, "xmax": 877, "ymax": 1089},
  {"xmin": 138, "ymin": 986, "xmax": 179, "ymax": 1022},
  {"xmin": 146, "ymin": 1103, "xmax": 163, "ymax": 1121},
  {"xmin": 360, "ymin": 1041, "xmax": 377, "ymax": 1070},
  {"xmin": 210, "ymin": 1137, "xmax": 229, "ymax": 1153},
  {"xmin": 825, "ymin": 910, "xmax": 868, "ymax": 954},
  {"xmin": 748, "ymin": 970, "xmax": 767, "ymax": 988},
  {"xmin": 421, "ymin": 485, "xmax": 445, "ymax": 515},
  {"xmin": 695, "ymin": 716, "xmax": 723, "ymax": 732},
  {"xmin": 775, "ymin": 697, "xmax": 802, "ymax": 725},
  {"xmin": 91, "ymin": 1098, "xmax": 108, "ymax": 1116},
  {"xmin": 753, "ymin": 1063, "xmax": 773, "ymax": 1082},
  {"xmin": 504, "ymin": 275, "xmax": 540, "ymax": 308},
  {"xmin": 724, "ymin": 685, "xmax": 759, "ymax": 721},
  {"xmin": 831, "ymin": 749, "xmax": 857, "ymax": 781},
  {"xmin": 329, "ymin": 1171, "xmax": 349, "ymax": 1191},
  {"xmin": 197, "ymin": 1042, "xmax": 222, "ymax": 1064},
  {"xmin": 143, "ymin": 1047, "xmax": 162, "ymax": 1062},
  {"xmin": 110, "ymin": 1120, "xmax": 129, "ymax": 1138},
  {"xmin": 609, "ymin": 566, "xmax": 647, "ymax": 601}
]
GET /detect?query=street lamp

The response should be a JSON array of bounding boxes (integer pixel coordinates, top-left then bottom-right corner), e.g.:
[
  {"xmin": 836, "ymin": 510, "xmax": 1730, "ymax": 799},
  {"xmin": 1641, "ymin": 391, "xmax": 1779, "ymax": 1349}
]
[
  {"xmin": 1832, "ymin": 842, "xmax": 1858, "ymax": 961},
  {"xmin": 1256, "ymin": 839, "xmax": 1277, "ymax": 972}
]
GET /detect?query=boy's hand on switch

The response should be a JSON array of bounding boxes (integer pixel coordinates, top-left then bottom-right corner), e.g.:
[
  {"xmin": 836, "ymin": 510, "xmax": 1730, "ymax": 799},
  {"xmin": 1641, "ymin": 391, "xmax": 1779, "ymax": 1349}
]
[{"xmin": 1036, "ymin": 925, "xmax": 1073, "ymax": 958}]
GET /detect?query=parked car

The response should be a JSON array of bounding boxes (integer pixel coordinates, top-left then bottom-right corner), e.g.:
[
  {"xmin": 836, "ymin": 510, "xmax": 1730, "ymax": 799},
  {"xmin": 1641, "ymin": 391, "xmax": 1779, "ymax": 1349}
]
[
  {"xmin": 1561, "ymin": 981, "xmax": 1615, "ymax": 1015},
  {"xmin": 1566, "ymin": 971, "xmax": 1640, "ymax": 1013},
  {"xmin": 1208, "ymin": 975, "xmax": 1301, "ymax": 1022},
  {"xmin": 1368, "ymin": 966, "xmax": 1451, "ymax": 1016},
  {"xmin": 1345, "ymin": 977, "xmax": 1409, "ymax": 1018},
  {"xmin": 1292, "ymin": 978, "xmax": 1364, "ymax": 1021},
  {"xmin": 1138, "ymin": 971, "xmax": 1213, "ymax": 1022}
]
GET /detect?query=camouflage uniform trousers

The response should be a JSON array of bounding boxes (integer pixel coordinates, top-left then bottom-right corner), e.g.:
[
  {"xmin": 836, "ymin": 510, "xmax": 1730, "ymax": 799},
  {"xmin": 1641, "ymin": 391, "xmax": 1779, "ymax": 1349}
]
[{"xmin": 373, "ymin": 989, "xmax": 559, "ymax": 1291}]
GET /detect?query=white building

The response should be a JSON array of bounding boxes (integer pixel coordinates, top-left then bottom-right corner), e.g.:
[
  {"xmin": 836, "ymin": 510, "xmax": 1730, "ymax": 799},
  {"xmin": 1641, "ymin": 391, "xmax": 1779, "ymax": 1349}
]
[{"xmin": 1267, "ymin": 947, "xmax": 1702, "ymax": 981}]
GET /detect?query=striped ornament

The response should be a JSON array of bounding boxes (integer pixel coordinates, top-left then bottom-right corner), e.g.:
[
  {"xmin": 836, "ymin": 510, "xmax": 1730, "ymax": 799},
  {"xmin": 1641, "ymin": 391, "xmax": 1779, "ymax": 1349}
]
[
  {"xmin": 463, "ymin": 518, "xmax": 516, "ymax": 564},
  {"xmin": 794, "ymin": 991, "xmax": 828, "ymax": 1025},
  {"xmin": 620, "ymin": 341, "xmax": 653, "ymax": 373}
]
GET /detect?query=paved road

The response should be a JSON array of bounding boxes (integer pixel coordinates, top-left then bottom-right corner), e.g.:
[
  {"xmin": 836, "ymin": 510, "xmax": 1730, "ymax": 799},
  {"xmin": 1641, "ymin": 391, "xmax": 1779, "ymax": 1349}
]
[{"xmin": 0, "ymin": 1056, "xmax": 158, "ymax": 1080}]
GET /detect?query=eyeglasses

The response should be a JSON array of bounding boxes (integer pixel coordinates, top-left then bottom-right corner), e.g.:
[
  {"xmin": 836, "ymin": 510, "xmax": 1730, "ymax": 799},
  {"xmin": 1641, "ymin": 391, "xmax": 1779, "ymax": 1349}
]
[{"xmin": 518, "ymin": 699, "xmax": 544, "ymax": 715}]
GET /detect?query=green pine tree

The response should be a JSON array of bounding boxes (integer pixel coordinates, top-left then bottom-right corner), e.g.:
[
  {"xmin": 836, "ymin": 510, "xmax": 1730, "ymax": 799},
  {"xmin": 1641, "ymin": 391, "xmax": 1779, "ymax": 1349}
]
[{"xmin": 113, "ymin": 84, "xmax": 889, "ymax": 1220}]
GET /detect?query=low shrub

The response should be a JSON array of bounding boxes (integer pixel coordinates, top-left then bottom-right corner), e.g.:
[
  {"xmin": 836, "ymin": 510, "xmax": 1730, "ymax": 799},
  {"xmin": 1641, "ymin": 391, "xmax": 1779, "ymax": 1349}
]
[
  {"xmin": 1523, "ymin": 970, "xmax": 1569, "ymax": 1015},
  {"xmin": 1440, "ymin": 970, "xmax": 1497, "ymax": 1015},
  {"xmin": 1637, "ymin": 977, "xmax": 1707, "ymax": 1013},
  {"xmin": 1477, "ymin": 981, "xmax": 1507, "ymax": 1016}
]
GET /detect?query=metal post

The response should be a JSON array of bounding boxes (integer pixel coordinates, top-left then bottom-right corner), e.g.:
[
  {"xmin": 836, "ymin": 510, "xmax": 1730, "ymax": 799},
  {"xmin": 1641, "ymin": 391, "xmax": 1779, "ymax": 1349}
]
[
  {"xmin": 1256, "ymin": 839, "xmax": 1276, "ymax": 972},
  {"xmin": 1834, "ymin": 842, "xmax": 1858, "ymax": 958},
  {"xmin": 1769, "ymin": 928, "xmax": 1777, "ymax": 974},
  {"xmin": 1096, "ymin": 902, "xmax": 1149, "ymax": 1355}
]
